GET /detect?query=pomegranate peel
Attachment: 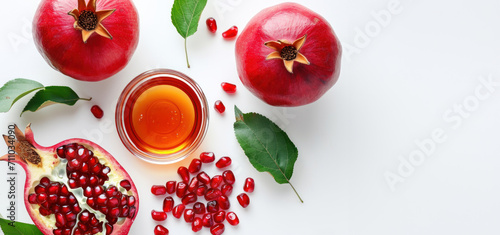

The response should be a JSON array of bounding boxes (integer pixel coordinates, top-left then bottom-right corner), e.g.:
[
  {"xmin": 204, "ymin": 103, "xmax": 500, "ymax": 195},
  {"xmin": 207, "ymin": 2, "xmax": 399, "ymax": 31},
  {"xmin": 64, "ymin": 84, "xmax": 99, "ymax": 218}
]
[{"xmin": 0, "ymin": 124, "xmax": 139, "ymax": 235}]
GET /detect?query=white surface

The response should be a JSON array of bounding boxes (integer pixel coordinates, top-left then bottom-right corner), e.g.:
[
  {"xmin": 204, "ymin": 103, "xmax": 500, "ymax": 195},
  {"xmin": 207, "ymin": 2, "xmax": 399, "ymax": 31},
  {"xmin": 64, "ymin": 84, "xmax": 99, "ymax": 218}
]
[{"xmin": 1, "ymin": 0, "xmax": 500, "ymax": 234}]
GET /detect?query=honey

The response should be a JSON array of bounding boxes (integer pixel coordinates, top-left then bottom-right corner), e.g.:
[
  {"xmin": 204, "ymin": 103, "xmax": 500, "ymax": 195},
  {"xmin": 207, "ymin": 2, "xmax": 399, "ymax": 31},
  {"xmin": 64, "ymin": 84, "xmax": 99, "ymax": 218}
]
[{"xmin": 116, "ymin": 69, "xmax": 208, "ymax": 164}]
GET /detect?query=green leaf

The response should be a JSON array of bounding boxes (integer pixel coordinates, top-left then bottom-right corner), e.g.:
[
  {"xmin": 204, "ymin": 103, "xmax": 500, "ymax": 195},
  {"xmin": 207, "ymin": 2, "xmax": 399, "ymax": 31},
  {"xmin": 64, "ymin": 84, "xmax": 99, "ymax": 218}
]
[
  {"xmin": 0, "ymin": 78, "xmax": 44, "ymax": 112},
  {"xmin": 0, "ymin": 218, "xmax": 43, "ymax": 235},
  {"xmin": 233, "ymin": 106, "xmax": 303, "ymax": 202},
  {"xmin": 21, "ymin": 86, "xmax": 91, "ymax": 116},
  {"xmin": 171, "ymin": 0, "xmax": 208, "ymax": 68}
]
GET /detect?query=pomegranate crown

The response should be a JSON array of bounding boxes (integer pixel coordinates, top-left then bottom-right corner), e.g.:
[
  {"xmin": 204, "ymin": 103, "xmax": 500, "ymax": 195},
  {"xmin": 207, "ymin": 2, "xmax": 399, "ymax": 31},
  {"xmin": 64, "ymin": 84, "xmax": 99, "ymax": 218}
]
[
  {"xmin": 264, "ymin": 34, "xmax": 310, "ymax": 74},
  {"xmin": 68, "ymin": 0, "xmax": 116, "ymax": 43}
]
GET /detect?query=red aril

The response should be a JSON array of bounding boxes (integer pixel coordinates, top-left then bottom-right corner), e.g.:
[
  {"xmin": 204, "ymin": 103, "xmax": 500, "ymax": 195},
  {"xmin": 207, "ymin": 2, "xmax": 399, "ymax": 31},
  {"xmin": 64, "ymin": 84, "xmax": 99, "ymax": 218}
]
[
  {"xmin": 204, "ymin": 188, "xmax": 222, "ymax": 201},
  {"xmin": 200, "ymin": 152, "xmax": 215, "ymax": 163},
  {"xmin": 210, "ymin": 175, "xmax": 223, "ymax": 188},
  {"xmin": 172, "ymin": 204, "xmax": 185, "ymax": 218},
  {"xmin": 214, "ymin": 100, "xmax": 225, "ymax": 114},
  {"xmin": 216, "ymin": 157, "xmax": 232, "ymax": 168},
  {"xmin": 202, "ymin": 213, "xmax": 214, "ymax": 227},
  {"xmin": 151, "ymin": 210, "xmax": 167, "ymax": 221},
  {"xmin": 192, "ymin": 217, "xmax": 203, "ymax": 232},
  {"xmin": 177, "ymin": 166, "xmax": 190, "ymax": 183},
  {"xmin": 151, "ymin": 185, "xmax": 167, "ymax": 195},
  {"xmin": 206, "ymin": 17, "xmax": 217, "ymax": 33},
  {"xmin": 222, "ymin": 26, "xmax": 238, "ymax": 39},
  {"xmin": 1, "ymin": 125, "xmax": 139, "ymax": 235},
  {"xmin": 221, "ymin": 184, "xmax": 233, "ymax": 196},
  {"xmin": 176, "ymin": 182, "xmax": 188, "ymax": 198},
  {"xmin": 162, "ymin": 196, "xmax": 174, "ymax": 212},
  {"xmin": 207, "ymin": 200, "xmax": 219, "ymax": 213},
  {"xmin": 188, "ymin": 158, "xmax": 202, "ymax": 173},
  {"xmin": 237, "ymin": 193, "xmax": 250, "ymax": 208},
  {"xmin": 197, "ymin": 171, "xmax": 211, "ymax": 184},
  {"xmin": 210, "ymin": 223, "xmax": 225, "ymax": 235},
  {"xmin": 166, "ymin": 181, "xmax": 176, "ymax": 194},
  {"xmin": 154, "ymin": 225, "xmax": 169, "ymax": 235},
  {"xmin": 91, "ymin": 105, "xmax": 104, "ymax": 119},
  {"xmin": 226, "ymin": 212, "xmax": 239, "ymax": 226},
  {"xmin": 217, "ymin": 195, "xmax": 230, "ymax": 210},
  {"xmin": 33, "ymin": 0, "xmax": 139, "ymax": 81},
  {"xmin": 193, "ymin": 202, "xmax": 206, "ymax": 214},
  {"xmin": 222, "ymin": 170, "xmax": 235, "ymax": 184},
  {"xmin": 184, "ymin": 209, "xmax": 195, "ymax": 222},
  {"xmin": 213, "ymin": 211, "xmax": 225, "ymax": 223},
  {"xmin": 195, "ymin": 184, "xmax": 207, "ymax": 196},
  {"xmin": 221, "ymin": 82, "xmax": 237, "ymax": 94},
  {"xmin": 181, "ymin": 193, "xmax": 197, "ymax": 205},
  {"xmin": 235, "ymin": 3, "xmax": 342, "ymax": 106},
  {"xmin": 187, "ymin": 177, "xmax": 199, "ymax": 193},
  {"xmin": 243, "ymin": 177, "xmax": 255, "ymax": 193}
]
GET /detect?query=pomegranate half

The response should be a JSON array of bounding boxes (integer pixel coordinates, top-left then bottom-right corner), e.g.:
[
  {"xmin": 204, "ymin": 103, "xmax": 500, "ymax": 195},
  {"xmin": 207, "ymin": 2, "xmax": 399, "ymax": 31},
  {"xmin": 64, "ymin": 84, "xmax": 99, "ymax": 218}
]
[
  {"xmin": 235, "ymin": 2, "xmax": 342, "ymax": 106},
  {"xmin": 33, "ymin": 0, "xmax": 140, "ymax": 82},
  {"xmin": 0, "ymin": 124, "xmax": 139, "ymax": 234}
]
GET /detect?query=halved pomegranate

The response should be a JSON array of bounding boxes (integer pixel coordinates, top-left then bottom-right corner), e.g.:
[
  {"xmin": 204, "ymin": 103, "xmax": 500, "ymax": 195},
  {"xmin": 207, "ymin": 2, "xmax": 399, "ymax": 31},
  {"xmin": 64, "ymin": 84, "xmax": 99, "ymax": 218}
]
[{"xmin": 0, "ymin": 124, "xmax": 139, "ymax": 234}]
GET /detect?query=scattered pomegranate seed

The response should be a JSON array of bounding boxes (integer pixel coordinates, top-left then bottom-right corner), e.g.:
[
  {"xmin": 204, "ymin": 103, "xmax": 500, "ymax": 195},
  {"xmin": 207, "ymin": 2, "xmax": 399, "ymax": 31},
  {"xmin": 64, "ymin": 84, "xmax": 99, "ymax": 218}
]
[
  {"xmin": 214, "ymin": 100, "xmax": 225, "ymax": 114},
  {"xmin": 184, "ymin": 209, "xmax": 195, "ymax": 223},
  {"xmin": 210, "ymin": 175, "xmax": 223, "ymax": 188},
  {"xmin": 192, "ymin": 217, "xmax": 203, "ymax": 232},
  {"xmin": 166, "ymin": 181, "xmax": 176, "ymax": 194},
  {"xmin": 154, "ymin": 225, "xmax": 169, "ymax": 235},
  {"xmin": 216, "ymin": 157, "xmax": 231, "ymax": 168},
  {"xmin": 181, "ymin": 193, "xmax": 197, "ymax": 205},
  {"xmin": 193, "ymin": 202, "xmax": 206, "ymax": 214},
  {"xmin": 222, "ymin": 170, "xmax": 235, "ymax": 184},
  {"xmin": 204, "ymin": 188, "xmax": 222, "ymax": 201},
  {"xmin": 218, "ymin": 195, "xmax": 230, "ymax": 210},
  {"xmin": 221, "ymin": 82, "xmax": 237, "ymax": 93},
  {"xmin": 187, "ymin": 177, "xmax": 199, "ymax": 193},
  {"xmin": 195, "ymin": 185, "xmax": 207, "ymax": 196},
  {"xmin": 207, "ymin": 200, "xmax": 219, "ymax": 213},
  {"xmin": 237, "ymin": 193, "xmax": 250, "ymax": 208},
  {"xmin": 91, "ymin": 105, "xmax": 104, "ymax": 119},
  {"xmin": 213, "ymin": 211, "xmax": 225, "ymax": 223},
  {"xmin": 172, "ymin": 204, "xmax": 185, "ymax": 218},
  {"xmin": 188, "ymin": 158, "xmax": 202, "ymax": 173},
  {"xmin": 200, "ymin": 152, "xmax": 215, "ymax": 163},
  {"xmin": 211, "ymin": 223, "xmax": 225, "ymax": 235},
  {"xmin": 119, "ymin": 180, "xmax": 131, "ymax": 191},
  {"xmin": 151, "ymin": 185, "xmax": 167, "ymax": 195},
  {"xmin": 202, "ymin": 213, "xmax": 214, "ymax": 227},
  {"xmin": 243, "ymin": 177, "xmax": 255, "ymax": 193},
  {"xmin": 176, "ymin": 182, "xmax": 188, "ymax": 198},
  {"xmin": 222, "ymin": 26, "xmax": 238, "ymax": 39},
  {"xmin": 197, "ymin": 171, "xmax": 211, "ymax": 184},
  {"xmin": 177, "ymin": 166, "xmax": 190, "ymax": 183},
  {"xmin": 221, "ymin": 184, "xmax": 233, "ymax": 196},
  {"xmin": 206, "ymin": 17, "xmax": 217, "ymax": 33},
  {"xmin": 151, "ymin": 210, "xmax": 167, "ymax": 221},
  {"xmin": 226, "ymin": 212, "xmax": 239, "ymax": 226},
  {"xmin": 162, "ymin": 196, "xmax": 174, "ymax": 212}
]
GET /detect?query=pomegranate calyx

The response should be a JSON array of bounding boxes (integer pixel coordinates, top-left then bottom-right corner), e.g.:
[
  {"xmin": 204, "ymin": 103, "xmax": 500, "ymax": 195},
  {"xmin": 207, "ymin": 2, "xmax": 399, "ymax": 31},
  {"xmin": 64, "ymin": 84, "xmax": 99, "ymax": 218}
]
[
  {"xmin": 68, "ymin": 0, "xmax": 116, "ymax": 43},
  {"xmin": 264, "ymin": 34, "xmax": 310, "ymax": 74},
  {"xmin": 3, "ymin": 124, "xmax": 41, "ymax": 166}
]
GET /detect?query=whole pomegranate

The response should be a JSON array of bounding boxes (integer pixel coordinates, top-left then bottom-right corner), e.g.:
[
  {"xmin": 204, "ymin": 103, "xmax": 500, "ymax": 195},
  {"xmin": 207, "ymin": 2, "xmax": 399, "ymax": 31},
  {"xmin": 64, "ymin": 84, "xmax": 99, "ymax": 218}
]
[
  {"xmin": 1, "ymin": 125, "xmax": 139, "ymax": 234},
  {"xmin": 235, "ymin": 3, "xmax": 342, "ymax": 106},
  {"xmin": 33, "ymin": 0, "xmax": 140, "ymax": 82}
]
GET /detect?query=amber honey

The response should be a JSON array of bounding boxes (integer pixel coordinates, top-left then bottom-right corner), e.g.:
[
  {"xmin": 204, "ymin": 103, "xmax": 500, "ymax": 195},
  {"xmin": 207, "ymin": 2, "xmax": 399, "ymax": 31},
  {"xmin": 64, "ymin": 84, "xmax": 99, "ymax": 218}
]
[{"xmin": 116, "ymin": 69, "xmax": 209, "ymax": 164}]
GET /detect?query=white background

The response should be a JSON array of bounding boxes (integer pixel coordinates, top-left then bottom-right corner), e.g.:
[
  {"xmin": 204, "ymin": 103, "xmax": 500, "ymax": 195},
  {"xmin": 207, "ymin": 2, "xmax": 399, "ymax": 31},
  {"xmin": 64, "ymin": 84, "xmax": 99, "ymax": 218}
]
[{"xmin": 1, "ymin": 0, "xmax": 500, "ymax": 234}]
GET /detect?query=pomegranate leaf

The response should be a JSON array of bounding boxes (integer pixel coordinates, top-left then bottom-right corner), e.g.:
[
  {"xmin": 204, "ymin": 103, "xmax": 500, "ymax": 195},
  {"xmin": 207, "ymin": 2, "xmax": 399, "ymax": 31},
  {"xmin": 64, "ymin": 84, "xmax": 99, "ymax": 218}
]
[
  {"xmin": 0, "ymin": 217, "xmax": 43, "ymax": 235},
  {"xmin": 0, "ymin": 78, "xmax": 44, "ymax": 112},
  {"xmin": 21, "ymin": 86, "xmax": 91, "ymax": 116},
  {"xmin": 171, "ymin": 0, "xmax": 208, "ymax": 68},
  {"xmin": 233, "ymin": 106, "xmax": 303, "ymax": 202}
]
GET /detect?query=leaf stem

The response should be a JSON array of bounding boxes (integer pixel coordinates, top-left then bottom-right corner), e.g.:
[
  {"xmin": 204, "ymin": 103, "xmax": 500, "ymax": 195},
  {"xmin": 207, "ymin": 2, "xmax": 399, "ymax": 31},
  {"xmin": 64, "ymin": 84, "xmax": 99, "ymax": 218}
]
[
  {"xmin": 184, "ymin": 38, "xmax": 190, "ymax": 68},
  {"xmin": 288, "ymin": 181, "xmax": 303, "ymax": 203},
  {"xmin": 80, "ymin": 97, "xmax": 92, "ymax": 101}
]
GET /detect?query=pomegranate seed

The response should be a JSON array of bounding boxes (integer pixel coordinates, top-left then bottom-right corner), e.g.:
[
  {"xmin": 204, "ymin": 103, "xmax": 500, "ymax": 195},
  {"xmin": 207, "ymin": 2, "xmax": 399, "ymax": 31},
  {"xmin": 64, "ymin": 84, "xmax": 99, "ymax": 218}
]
[
  {"xmin": 243, "ymin": 177, "xmax": 255, "ymax": 193},
  {"xmin": 55, "ymin": 213, "xmax": 66, "ymax": 227},
  {"xmin": 28, "ymin": 194, "xmax": 37, "ymax": 204},
  {"xmin": 151, "ymin": 210, "xmax": 167, "ymax": 221},
  {"xmin": 109, "ymin": 207, "xmax": 120, "ymax": 218},
  {"xmin": 87, "ymin": 197, "xmax": 96, "ymax": 208},
  {"xmin": 192, "ymin": 217, "xmax": 203, "ymax": 232},
  {"xmin": 48, "ymin": 194, "xmax": 58, "ymax": 204},
  {"xmin": 210, "ymin": 175, "xmax": 223, "ymax": 188},
  {"xmin": 216, "ymin": 157, "xmax": 232, "ymax": 168},
  {"xmin": 97, "ymin": 194, "xmax": 107, "ymax": 206},
  {"xmin": 166, "ymin": 181, "xmax": 176, "ymax": 194},
  {"xmin": 37, "ymin": 193, "xmax": 47, "ymax": 204},
  {"xmin": 197, "ymin": 171, "xmax": 210, "ymax": 184},
  {"xmin": 105, "ymin": 223, "xmax": 114, "ymax": 235},
  {"xmin": 107, "ymin": 197, "xmax": 119, "ymax": 208},
  {"xmin": 60, "ymin": 185, "xmax": 69, "ymax": 196},
  {"xmin": 176, "ymin": 182, "xmax": 187, "ymax": 198},
  {"xmin": 214, "ymin": 100, "xmax": 225, "ymax": 113},
  {"xmin": 188, "ymin": 158, "xmax": 202, "ymax": 173},
  {"xmin": 120, "ymin": 180, "xmax": 131, "ymax": 191},
  {"xmin": 154, "ymin": 225, "xmax": 169, "ymax": 235},
  {"xmin": 61, "ymin": 205, "xmax": 71, "ymax": 214},
  {"xmin": 196, "ymin": 184, "xmax": 207, "ymax": 196},
  {"xmin": 202, "ymin": 213, "xmax": 214, "ymax": 227},
  {"xmin": 213, "ymin": 211, "xmax": 225, "ymax": 223},
  {"xmin": 187, "ymin": 177, "xmax": 199, "ymax": 193},
  {"xmin": 193, "ymin": 202, "xmax": 206, "ymax": 214},
  {"xmin": 237, "ymin": 193, "xmax": 250, "ymax": 208},
  {"xmin": 221, "ymin": 184, "xmax": 233, "ymax": 196},
  {"xmin": 88, "ymin": 176, "xmax": 98, "ymax": 186},
  {"xmin": 39, "ymin": 207, "xmax": 50, "ymax": 216},
  {"xmin": 151, "ymin": 185, "xmax": 167, "ymax": 195},
  {"xmin": 182, "ymin": 193, "xmax": 197, "ymax": 205},
  {"xmin": 83, "ymin": 186, "xmax": 92, "ymax": 197},
  {"xmin": 207, "ymin": 200, "xmax": 219, "ymax": 213},
  {"xmin": 178, "ymin": 166, "xmax": 190, "ymax": 183},
  {"xmin": 128, "ymin": 206, "xmax": 137, "ymax": 218},
  {"xmin": 91, "ymin": 105, "xmax": 104, "ymax": 119},
  {"xmin": 204, "ymin": 188, "xmax": 222, "ymax": 201},
  {"xmin": 163, "ymin": 196, "xmax": 174, "ymax": 212},
  {"xmin": 184, "ymin": 208, "xmax": 195, "ymax": 222},
  {"xmin": 79, "ymin": 210, "xmax": 90, "ymax": 222},
  {"xmin": 210, "ymin": 223, "xmax": 225, "ymax": 235},
  {"xmin": 206, "ymin": 17, "xmax": 217, "ymax": 33},
  {"xmin": 222, "ymin": 26, "xmax": 238, "ymax": 39},
  {"xmin": 200, "ymin": 152, "xmax": 215, "ymax": 163},
  {"xmin": 56, "ymin": 146, "xmax": 65, "ymax": 158},
  {"xmin": 226, "ymin": 212, "xmax": 239, "ymax": 225},
  {"xmin": 48, "ymin": 183, "xmax": 60, "ymax": 194},
  {"xmin": 172, "ymin": 204, "xmax": 186, "ymax": 219},
  {"xmin": 221, "ymin": 82, "xmax": 237, "ymax": 93},
  {"xmin": 120, "ymin": 205, "xmax": 129, "ymax": 217},
  {"xmin": 218, "ymin": 195, "xmax": 230, "ymax": 210},
  {"xmin": 128, "ymin": 195, "xmax": 136, "ymax": 206},
  {"xmin": 93, "ymin": 185, "xmax": 104, "ymax": 196}
]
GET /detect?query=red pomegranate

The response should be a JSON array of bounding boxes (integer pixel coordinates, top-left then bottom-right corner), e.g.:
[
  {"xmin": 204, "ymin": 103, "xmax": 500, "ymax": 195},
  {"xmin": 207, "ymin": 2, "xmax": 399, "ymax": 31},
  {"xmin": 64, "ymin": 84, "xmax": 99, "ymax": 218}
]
[
  {"xmin": 235, "ymin": 3, "xmax": 342, "ymax": 106},
  {"xmin": 0, "ymin": 124, "xmax": 139, "ymax": 234},
  {"xmin": 33, "ymin": 0, "xmax": 140, "ymax": 82}
]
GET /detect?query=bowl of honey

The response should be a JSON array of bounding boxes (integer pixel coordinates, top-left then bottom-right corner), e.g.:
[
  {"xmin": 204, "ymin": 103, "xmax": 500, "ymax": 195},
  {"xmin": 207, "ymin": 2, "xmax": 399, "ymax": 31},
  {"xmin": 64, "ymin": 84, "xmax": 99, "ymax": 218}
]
[{"xmin": 116, "ymin": 69, "xmax": 209, "ymax": 164}]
